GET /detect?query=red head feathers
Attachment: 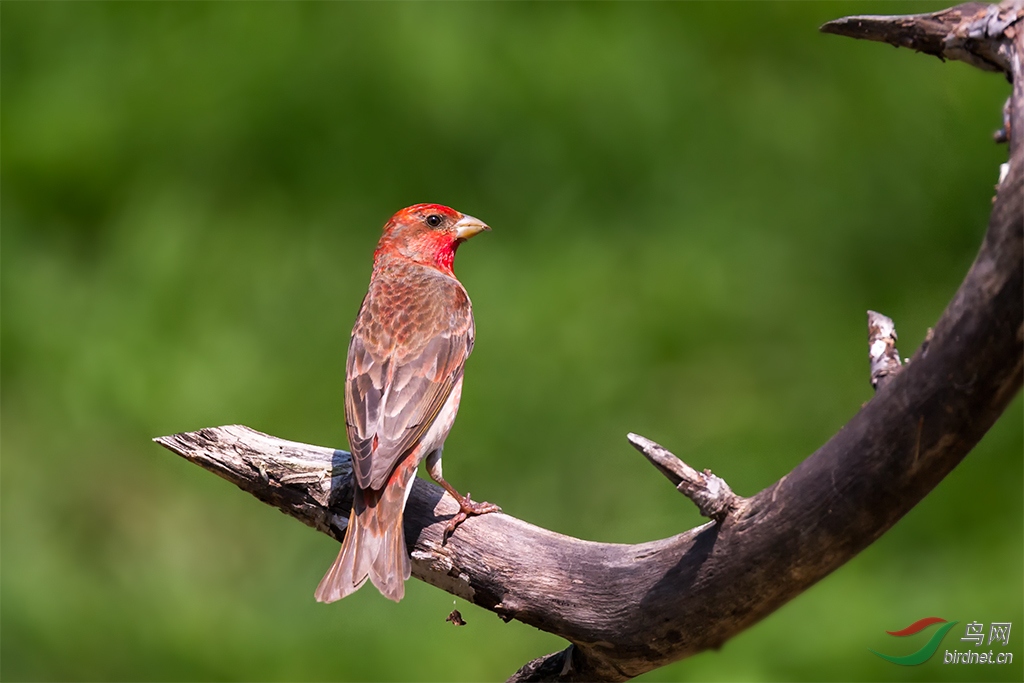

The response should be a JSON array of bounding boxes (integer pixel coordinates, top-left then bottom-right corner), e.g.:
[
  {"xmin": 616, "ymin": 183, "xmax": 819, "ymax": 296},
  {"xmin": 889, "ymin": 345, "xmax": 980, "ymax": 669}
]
[{"xmin": 375, "ymin": 204, "xmax": 490, "ymax": 275}]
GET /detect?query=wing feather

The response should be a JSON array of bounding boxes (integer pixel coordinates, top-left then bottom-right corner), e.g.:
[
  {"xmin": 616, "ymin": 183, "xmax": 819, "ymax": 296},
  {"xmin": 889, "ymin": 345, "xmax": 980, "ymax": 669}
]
[{"xmin": 345, "ymin": 265, "xmax": 475, "ymax": 491}]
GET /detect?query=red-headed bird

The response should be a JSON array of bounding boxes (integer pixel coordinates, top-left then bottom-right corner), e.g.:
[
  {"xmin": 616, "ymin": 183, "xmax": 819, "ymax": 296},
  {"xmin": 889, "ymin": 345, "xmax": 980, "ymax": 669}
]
[{"xmin": 315, "ymin": 204, "xmax": 501, "ymax": 603}]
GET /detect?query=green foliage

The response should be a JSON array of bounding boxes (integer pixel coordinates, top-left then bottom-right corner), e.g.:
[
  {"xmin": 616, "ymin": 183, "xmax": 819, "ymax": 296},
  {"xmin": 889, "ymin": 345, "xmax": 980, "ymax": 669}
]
[{"xmin": 2, "ymin": 2, "xmax": 1020, "ymax": 681}]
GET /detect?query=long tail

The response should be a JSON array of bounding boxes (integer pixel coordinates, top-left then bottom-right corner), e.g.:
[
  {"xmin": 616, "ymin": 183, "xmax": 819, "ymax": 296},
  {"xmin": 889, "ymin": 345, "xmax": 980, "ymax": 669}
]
[{"xmin": 314, "ymin": 461, "xmax": 417, "ymax": 603}]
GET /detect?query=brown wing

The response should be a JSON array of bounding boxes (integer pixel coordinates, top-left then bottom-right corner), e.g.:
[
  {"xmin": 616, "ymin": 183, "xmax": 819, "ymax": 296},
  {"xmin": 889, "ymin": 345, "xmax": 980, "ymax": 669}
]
[{"xmin": 345, "ymin": 264, "xmax": 475, "ymax": 491}]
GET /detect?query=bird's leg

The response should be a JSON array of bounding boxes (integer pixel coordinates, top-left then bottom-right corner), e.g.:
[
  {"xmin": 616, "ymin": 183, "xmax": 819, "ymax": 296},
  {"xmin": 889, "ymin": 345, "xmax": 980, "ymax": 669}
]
[{"xmin": 425, "ymin": 448, "xmax": 501, "ymax": 539}]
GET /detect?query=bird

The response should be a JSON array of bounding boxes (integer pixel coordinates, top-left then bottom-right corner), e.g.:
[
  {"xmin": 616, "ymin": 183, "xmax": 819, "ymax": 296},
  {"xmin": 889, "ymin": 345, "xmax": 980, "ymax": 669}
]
[{"xmin": 315, "ymin": 203, "xmax": 501, "ymax": 603}]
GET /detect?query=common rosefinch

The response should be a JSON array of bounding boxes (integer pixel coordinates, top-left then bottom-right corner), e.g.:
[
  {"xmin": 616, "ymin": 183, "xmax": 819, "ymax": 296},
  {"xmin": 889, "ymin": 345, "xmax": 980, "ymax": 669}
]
[{"xmin": 315, "ymin": 204, "xmax": 500, "ymax": 604}]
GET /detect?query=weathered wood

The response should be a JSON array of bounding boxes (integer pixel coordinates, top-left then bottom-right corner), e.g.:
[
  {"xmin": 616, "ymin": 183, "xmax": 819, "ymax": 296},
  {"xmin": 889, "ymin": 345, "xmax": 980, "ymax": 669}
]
[
  {"xmin": 867, "ymin": 311, "xmax": 902, "ymax": 390},
  {"xmin": 156, "ymin": 3, "xmax": 1023, "ymax": 681},
  {"xmin": 625, "ymin": 433, "xmax": 739, "ymax": 521},
  {"xmin": 820, "ymin": 1, "xmax": 1022, "ymax": 73}
]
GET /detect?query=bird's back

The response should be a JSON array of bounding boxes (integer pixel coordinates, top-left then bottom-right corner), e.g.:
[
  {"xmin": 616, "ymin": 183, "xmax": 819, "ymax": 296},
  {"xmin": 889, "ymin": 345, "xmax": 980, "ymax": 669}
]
[{"xmin": 345, "ymin": 255, "xmax": 476, "ymax": 490}]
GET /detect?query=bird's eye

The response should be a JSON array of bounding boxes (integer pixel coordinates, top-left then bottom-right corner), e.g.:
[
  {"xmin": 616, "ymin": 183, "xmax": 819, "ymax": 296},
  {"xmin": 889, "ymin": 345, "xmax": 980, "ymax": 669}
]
[{"xmin": 425, "ymin": 214, "xmax": 443, "ymax": 228}]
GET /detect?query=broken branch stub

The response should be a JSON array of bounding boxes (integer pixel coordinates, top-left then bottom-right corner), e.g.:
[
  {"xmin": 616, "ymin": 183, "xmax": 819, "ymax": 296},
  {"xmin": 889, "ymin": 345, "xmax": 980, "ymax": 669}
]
[
  {"xmin": 626, "ymin": 433, "xmax": 739, "ymax": 521},
  {"xmin": 867, "ymin": 310, "xmax": 903, "ymax": 390}
]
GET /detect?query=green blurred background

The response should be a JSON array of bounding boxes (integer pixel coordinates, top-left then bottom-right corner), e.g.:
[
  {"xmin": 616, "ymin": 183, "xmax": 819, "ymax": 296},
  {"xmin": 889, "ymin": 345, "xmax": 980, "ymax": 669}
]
[{"xmin": 2, "ymin": 2, "xmax": 1021, "ymax": 681}]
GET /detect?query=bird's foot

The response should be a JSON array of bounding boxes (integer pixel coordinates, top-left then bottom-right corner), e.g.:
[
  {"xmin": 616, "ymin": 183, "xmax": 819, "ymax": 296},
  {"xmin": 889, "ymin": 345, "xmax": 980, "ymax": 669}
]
[{"xmin": 443, "ymin": 493, "xmax": 501, "ymax": 540}]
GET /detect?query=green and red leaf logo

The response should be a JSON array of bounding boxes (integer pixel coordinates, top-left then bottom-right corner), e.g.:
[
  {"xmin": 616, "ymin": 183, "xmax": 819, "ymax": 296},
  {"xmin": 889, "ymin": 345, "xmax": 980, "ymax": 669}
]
[{"xmin": 870, "ymin": 617, "xmax": 959, "ymax": 665}]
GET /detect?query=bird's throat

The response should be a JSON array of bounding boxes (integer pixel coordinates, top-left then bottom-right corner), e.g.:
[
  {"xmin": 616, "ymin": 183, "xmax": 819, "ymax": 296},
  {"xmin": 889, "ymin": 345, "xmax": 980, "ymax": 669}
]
[
  {"xmin": 376, "ymin": 231, "xmax": 460, "ymax": 276},
  {"xmin": 434, "ymin": 240, "xmax": 459, "ymax": 275}
]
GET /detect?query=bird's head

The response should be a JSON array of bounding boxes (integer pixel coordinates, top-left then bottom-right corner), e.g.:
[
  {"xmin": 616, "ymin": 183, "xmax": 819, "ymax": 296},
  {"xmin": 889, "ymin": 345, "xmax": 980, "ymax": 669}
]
[{"xmin": 375, "ymin": 204, "xmax": 490, "ymax": 275}]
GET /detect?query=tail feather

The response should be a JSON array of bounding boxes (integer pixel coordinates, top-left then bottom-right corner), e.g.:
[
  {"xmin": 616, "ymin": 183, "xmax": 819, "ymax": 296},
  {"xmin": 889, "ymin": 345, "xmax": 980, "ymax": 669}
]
[{"xmin": 315, "ymin": 462, "xmax": 416, "ymax": 603}]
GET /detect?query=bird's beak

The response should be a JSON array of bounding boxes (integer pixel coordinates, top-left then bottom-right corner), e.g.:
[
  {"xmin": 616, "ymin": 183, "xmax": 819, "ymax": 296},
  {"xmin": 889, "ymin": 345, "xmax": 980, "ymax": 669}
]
[{"xmin": 454, "ymin": 214, "xmax": 490, "ymax": 240}]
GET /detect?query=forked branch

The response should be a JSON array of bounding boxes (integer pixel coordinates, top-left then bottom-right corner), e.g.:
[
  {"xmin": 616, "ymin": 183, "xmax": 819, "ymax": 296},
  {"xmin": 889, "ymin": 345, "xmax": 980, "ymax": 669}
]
[{"xmin": 156, "ymin": 3, "xmax": 1024, "ymax": 680}]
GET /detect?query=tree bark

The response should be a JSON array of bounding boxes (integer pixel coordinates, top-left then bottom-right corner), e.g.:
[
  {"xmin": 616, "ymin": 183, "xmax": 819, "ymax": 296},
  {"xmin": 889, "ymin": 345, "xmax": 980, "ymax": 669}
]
[{"xmin": 156, "ymin": 3, "xmax": 1023, "ymax": 681}]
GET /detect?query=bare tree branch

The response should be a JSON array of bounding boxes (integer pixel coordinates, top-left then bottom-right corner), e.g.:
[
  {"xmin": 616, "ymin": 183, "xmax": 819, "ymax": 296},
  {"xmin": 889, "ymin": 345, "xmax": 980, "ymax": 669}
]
[{"xmin": 156, "ymin": 3, "xmax": 1023, "ymax": 681}]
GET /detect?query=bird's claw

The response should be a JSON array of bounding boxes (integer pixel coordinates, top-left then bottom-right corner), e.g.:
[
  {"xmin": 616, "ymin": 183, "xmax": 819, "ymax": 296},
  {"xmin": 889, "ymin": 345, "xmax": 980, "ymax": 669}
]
[{"xmin": 443, "ymin": 493, "xmax": 501, "ymax": 540}]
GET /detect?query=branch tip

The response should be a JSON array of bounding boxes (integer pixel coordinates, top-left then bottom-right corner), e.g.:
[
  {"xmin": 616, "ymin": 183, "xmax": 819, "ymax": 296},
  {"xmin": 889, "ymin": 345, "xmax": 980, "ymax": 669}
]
[
  {"xmin": 626, "ymin": 433, "xmax": 738, "ymax": 521},
  {"xmin": 820, "ymin": 1, "xmax": 1023, "ymax": 75},
  {"xmin": 867, "ymin": 310, "xmax": 903, "ymax": 390}
]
